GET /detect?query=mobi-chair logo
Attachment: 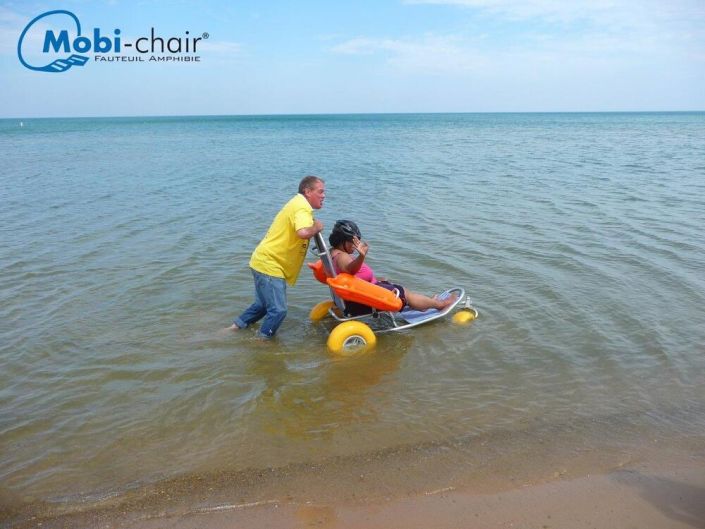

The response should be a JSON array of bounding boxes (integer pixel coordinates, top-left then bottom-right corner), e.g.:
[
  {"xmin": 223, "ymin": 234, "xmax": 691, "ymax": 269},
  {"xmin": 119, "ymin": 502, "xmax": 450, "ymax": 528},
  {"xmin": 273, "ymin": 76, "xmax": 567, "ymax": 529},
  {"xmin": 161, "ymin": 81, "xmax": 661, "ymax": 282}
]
[{"xmin": 18, "ymin": 9, "xmax": 208, "ymax": 73}]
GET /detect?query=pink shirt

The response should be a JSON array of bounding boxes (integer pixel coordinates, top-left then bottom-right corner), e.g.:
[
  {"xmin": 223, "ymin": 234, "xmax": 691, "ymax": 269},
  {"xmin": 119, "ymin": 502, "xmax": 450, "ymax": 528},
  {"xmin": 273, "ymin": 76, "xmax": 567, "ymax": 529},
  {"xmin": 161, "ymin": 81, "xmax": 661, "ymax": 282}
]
[
  {"xmin": 332, "ymin": 251, "xmax": 377, "ymax": 283},
  {"xmin": 351, "ymin": 262, "xmax": 377, "ymax": 283}
]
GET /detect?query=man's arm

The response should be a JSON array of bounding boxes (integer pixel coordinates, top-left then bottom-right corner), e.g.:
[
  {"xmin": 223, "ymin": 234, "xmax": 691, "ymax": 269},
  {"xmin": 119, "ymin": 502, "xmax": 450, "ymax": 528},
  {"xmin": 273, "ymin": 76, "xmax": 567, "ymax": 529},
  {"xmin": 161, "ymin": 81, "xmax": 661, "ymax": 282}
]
[{"xmin": 296, "ymin": 219, "xmax": 324, "ymax": 240}]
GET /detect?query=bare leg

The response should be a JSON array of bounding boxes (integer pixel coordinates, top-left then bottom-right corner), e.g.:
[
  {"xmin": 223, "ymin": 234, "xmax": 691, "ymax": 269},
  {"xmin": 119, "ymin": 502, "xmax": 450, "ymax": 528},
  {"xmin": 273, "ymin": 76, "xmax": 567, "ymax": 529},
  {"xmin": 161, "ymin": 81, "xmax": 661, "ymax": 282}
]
[{"xmin": 405, "ymin": 291, "xmax": 458, "ymax": 311}]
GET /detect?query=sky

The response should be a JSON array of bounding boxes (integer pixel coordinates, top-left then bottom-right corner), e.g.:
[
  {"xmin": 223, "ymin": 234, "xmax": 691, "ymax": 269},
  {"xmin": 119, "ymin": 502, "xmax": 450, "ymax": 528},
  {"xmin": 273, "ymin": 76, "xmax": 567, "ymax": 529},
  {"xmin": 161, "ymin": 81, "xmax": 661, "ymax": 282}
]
[{"xmin": 1, "ymin": 0, "xmax": 704, "ymax": 117}]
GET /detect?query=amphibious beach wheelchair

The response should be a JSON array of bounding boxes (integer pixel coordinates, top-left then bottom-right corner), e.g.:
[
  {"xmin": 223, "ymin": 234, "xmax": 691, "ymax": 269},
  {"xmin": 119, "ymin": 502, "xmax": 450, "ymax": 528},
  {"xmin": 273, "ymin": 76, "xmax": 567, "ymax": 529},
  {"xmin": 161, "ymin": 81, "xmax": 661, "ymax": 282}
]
[{"xmin": 307, "ymin": 234, "xmax": 478, "ymax": 355}]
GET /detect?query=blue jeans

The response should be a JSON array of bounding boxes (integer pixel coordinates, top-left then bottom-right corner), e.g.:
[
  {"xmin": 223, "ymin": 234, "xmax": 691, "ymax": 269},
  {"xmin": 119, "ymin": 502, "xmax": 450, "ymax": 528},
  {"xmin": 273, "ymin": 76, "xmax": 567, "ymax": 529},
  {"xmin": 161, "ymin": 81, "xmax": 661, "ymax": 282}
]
[{"xmin": 234, "ymin": 269, "xmax": 287, "ymax": 338}]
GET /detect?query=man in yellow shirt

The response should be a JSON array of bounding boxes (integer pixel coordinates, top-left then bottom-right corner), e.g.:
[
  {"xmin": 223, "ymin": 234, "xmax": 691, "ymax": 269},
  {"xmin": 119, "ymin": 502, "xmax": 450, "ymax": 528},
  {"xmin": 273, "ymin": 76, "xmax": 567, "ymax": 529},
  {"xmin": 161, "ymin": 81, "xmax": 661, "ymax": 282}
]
[{"xmin": 229, "ymin": 176, "xmax": 325, "ymax": 338}]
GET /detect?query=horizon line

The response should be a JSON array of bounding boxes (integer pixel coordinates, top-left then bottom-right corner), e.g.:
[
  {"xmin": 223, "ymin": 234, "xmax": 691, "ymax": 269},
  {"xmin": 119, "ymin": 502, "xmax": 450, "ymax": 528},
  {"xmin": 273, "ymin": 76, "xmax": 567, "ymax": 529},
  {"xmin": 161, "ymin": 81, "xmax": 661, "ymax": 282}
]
[{"xmin": 3, "ymin": 109, "xmax": 704, "ymax": 120}]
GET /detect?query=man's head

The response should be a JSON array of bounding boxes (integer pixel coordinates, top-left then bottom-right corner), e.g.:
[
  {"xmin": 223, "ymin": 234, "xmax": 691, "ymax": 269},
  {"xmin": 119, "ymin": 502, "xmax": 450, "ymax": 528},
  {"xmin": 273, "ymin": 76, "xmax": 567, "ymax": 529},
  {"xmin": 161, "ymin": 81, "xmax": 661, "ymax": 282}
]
[{"xmin": 299, "ymin": 175, "xmax": 325, "ymax": 210}]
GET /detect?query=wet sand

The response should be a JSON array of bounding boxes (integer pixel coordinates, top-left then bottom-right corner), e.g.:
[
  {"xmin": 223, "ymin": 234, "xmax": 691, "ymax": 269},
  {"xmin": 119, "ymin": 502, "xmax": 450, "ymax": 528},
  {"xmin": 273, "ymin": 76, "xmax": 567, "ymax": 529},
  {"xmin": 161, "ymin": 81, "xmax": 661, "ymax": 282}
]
[
  {"xmin": 6, "ymin": 407, "xmax": 705, "ymax": 528},
  {"xmin": 7, "ymin": 449, "xmax": 703, "ymax": 529},
  {"xmin": 134, "ymin": 458, "xmax": 705, "ymax": 529}
]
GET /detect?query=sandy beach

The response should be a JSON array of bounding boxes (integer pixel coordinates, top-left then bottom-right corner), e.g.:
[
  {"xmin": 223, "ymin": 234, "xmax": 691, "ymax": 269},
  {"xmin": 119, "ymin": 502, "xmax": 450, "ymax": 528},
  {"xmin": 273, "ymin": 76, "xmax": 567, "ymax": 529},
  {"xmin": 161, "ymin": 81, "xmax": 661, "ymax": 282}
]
[
  {"xmin": 134, "ymin": 455, "xmax": 705, "ymax": 529},
  {"xmin": 6, "ymin": 447, "xmax": 703, "ymax": 529}
]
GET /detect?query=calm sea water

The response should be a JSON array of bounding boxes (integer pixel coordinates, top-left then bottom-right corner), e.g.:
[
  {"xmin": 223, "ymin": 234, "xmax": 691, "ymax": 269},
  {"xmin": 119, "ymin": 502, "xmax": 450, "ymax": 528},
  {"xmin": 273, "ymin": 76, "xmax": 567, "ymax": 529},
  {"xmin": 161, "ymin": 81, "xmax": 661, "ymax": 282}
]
[{"xmin": 2, "ymin": 113, "xmax": 705, "ymax": 522}]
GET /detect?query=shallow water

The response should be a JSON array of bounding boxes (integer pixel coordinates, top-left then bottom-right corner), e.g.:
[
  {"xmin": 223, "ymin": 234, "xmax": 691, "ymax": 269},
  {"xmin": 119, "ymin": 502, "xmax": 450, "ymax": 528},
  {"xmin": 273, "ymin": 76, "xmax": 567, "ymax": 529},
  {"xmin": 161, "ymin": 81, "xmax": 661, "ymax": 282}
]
[{"xmin": 1, "ymin": 113, "xmax": 705, "ymax": 521}]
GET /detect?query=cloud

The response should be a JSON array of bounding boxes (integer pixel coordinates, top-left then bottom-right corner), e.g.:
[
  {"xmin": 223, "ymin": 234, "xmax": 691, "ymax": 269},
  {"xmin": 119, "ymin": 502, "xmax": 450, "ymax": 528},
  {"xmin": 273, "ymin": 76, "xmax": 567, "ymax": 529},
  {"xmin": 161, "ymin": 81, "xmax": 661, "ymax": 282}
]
[
  {"xmin": 332, "ymin": 34, "xmax": 488, "ymax": 75},
  {"xmin": 0, "ymin": 6, "xmax": 29, "ymax": 54},
  {"xmin": 330, "ymin": 30, "xmax": 638, "ymax": 78},
  {"xmin": 403, "ymin": 0, "xmax": 624, "ymax": 24},
  {"xmin": 403, "ymin": 0, "xmax": 705, "ymax": 28},
  {"xmin": 402, "ymin": 0, "xmax": 705, "ymax": 58},
  {"xmin": 330, "ymin": 37, "xmax": 379, "ymax": 55},
  {"xmin": 332, "ymin": 0, "xmax": 705, "ymax": 77}
]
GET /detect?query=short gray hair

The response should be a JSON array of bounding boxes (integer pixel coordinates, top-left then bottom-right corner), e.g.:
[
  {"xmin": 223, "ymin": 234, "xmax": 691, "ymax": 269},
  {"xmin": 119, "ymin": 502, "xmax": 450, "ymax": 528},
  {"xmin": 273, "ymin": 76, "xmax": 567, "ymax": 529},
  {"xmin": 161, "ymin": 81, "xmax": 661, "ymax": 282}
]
[{"xmin": 298, "ymin": 175, "xmax": 323, "ymax": 194}]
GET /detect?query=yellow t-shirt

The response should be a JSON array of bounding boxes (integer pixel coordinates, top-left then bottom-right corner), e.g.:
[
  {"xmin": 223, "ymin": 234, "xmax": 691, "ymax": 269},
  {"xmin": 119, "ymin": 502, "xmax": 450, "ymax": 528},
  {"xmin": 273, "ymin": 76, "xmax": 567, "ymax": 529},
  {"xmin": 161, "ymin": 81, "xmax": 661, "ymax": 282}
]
[{"xmin": 249, "ymin": 193, "xmax": 314, "ymax": 285}]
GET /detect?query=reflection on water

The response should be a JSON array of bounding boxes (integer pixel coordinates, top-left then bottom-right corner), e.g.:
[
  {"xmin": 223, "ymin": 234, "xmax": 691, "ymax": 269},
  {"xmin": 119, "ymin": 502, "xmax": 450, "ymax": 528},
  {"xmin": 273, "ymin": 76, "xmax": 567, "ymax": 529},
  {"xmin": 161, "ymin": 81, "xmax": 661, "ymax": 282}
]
[{"xmin": 250, "ymin": 345, "xmax": 407, "ymax": 441}]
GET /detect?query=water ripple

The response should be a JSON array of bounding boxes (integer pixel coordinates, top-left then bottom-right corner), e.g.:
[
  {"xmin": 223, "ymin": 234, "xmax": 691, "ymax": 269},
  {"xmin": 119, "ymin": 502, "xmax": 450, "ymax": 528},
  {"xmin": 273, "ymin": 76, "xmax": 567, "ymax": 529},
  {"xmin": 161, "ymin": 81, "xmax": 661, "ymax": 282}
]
[{"xmin": 1, "ymin": 112, "xmax": 705, "ymax": 509}]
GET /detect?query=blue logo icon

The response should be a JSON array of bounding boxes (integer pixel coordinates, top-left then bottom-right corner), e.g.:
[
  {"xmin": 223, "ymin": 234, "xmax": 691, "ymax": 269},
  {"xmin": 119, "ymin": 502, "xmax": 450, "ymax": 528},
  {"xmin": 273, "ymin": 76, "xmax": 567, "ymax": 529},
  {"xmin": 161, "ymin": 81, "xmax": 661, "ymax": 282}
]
[
  {"xmin": 19, "ymin": 10, "xmax": 205, "ymax": 72},
  {"xmin": 18, "ymin": 10, "xmax": 120, "ymax": 73}
]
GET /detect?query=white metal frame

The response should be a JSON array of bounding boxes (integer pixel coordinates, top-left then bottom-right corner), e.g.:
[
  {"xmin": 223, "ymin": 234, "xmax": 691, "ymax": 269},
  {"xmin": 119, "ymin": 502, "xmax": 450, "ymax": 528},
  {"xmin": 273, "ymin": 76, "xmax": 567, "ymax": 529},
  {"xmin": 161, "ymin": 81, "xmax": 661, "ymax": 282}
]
[{"xmin": 311, "ymin": 234, "xmax": 477, "ymax": 334}]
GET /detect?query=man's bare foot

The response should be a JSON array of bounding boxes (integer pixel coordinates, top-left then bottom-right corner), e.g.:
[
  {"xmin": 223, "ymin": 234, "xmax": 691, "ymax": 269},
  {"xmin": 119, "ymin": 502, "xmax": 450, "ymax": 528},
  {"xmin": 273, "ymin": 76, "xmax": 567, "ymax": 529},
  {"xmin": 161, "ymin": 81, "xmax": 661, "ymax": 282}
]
[{"xmin": 218, "ymin": 323, "xmax": 240, "ymax": 336}]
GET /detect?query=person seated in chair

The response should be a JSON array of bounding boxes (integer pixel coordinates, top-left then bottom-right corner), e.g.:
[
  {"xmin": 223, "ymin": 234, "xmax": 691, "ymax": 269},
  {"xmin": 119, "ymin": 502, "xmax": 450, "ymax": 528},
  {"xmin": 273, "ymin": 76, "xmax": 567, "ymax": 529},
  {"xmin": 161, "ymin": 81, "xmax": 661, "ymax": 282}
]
[{"xmin": 328, "ymin": 220, "xmax": 457, "ymax": 312}]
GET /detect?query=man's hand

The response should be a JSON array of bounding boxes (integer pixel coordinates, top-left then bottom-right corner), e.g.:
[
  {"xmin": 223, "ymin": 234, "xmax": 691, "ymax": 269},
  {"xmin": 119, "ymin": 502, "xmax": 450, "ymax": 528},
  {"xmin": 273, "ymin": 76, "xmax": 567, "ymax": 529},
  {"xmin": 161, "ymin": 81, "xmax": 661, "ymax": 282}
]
[{"xmin": 297, "ymin": 219, "xmax": 324, "ymax": 240}]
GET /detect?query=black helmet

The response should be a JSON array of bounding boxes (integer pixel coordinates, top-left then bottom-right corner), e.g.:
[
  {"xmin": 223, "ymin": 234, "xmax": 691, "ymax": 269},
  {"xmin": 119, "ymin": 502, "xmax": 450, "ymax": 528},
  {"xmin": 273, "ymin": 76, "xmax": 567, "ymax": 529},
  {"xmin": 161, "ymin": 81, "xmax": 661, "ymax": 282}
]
[{"xmin": 329, "ymin": 219, "xmax": 361, "ymax": 248}]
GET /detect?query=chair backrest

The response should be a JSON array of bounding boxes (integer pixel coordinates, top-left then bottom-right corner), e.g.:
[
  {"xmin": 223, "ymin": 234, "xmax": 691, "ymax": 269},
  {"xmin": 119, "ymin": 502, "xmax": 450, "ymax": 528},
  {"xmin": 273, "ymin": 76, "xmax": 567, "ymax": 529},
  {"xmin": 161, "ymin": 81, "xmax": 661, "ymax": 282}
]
[{"xmin": 311, "ymin": 233, "xmax": 347, "ymax": 313}]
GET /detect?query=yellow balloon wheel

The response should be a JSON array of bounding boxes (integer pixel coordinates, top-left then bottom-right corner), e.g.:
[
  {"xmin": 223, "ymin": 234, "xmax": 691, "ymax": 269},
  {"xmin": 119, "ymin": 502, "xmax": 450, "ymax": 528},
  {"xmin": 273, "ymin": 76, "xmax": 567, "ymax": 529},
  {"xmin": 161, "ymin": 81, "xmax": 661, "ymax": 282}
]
[
  {"xmin": 327, "ymin": 321, "xmax": 377, "ymax": 355},
  {"xmin": 452, "ymin": 308, "xmax": 477, "ymax": 325},
  {"xmin": 309, "ymin": 300, "xmax": 334, "ymax": 321}
]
